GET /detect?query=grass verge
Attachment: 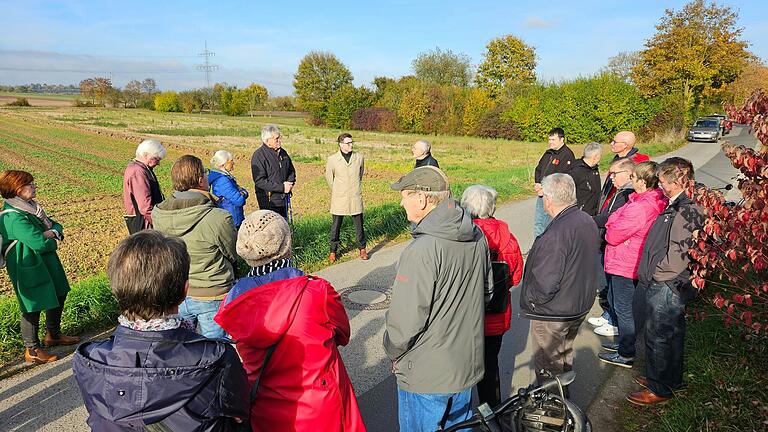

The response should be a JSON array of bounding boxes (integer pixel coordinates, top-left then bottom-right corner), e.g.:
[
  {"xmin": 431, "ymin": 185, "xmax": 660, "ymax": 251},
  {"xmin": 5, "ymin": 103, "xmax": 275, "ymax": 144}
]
[
  {"xmin": 0, "ymin": 274, "xmax": 117, "ymax": 365},
  {"xmin": 621, "ymin": 299, "xmax": 768, "ymax": 431}
]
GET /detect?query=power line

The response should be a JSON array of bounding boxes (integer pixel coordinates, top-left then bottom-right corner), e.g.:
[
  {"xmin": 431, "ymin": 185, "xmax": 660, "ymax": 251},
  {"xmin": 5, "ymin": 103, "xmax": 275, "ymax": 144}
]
[{"xmin": 196, "ymin": 41, "xmax": 219, "ymax": 88}]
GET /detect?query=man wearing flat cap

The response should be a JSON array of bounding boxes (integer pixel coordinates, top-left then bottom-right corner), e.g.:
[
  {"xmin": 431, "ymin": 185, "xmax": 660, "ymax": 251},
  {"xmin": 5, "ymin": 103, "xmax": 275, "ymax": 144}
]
[{"xmin": 383, "ymin": 166, "xmax": 492, "ymax": 432}]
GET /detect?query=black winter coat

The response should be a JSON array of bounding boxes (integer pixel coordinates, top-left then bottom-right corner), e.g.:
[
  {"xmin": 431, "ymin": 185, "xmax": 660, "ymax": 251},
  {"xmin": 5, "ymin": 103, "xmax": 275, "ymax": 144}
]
[
  {"xmin": 594, "ymin": 185, "xmax": 634, "ymax": 247},
  {"xmin": 520, "ymin": 206, "xmax": 599, "ymax": 321},
  {"xmin": 73, "ymin": 325, "xmax": 250, "ymax": 431},
  {"xmin": 534, "ymin": 145, "xmax": 575, "ymax": 183},
  {"xmin": 250, "ymin": 144, "xmax": 296, "ymax": 210},
  {"xmin": 414, "ymin": 153, "xmax": 440, "ymax": 169},
  {"xmin": 570, "ymin": 159, "xmax": 601, "ymax": 216}
]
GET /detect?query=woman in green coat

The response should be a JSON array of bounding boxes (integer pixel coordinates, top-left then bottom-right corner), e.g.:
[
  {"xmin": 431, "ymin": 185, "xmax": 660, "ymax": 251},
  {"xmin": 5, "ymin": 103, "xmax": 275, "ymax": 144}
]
[{"xmin": 0, "ymin": 170, "xmax": 79, "ymax": 364}]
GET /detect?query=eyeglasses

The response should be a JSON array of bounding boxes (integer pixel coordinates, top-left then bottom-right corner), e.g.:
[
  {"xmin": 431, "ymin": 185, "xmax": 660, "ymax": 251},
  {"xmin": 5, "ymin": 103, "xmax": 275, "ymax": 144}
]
[
  {"xmin": 629, "ymin": 173, "xmax": 636, "ymax": 180},
  {"xmin": 341, "ymin": 140, "xmax": 354, "ymax": 145},
  {"xmin": 608, "ymin": 170, "xmax": 628, "ymax": 177},
  {"xmin": 270, "ymin": 135, "xmax": 283, "ymax": 141},
  {"xmin": 611, "ymin": 140, "xmax": 626, "ymax": 145}
]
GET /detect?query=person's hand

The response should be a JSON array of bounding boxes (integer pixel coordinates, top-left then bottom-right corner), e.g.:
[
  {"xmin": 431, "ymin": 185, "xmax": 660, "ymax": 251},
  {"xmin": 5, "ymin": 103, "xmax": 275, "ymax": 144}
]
[
  {"xmin": 43, "ymin": 230, "xmax": 57, "ymax": 239},
  {"xmin": 283, "ymin": 182, "xmax": 294, "ymax": 194},
  {"xmin": 534, "ymin": 183, "xmax": 543, "ymax": 196}
]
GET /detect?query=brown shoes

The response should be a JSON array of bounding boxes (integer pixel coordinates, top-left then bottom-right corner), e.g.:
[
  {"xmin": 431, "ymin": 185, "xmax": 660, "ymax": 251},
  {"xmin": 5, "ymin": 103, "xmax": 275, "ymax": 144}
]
[
  {"xmin": 25, "ymin": 348, "xmax": 58, "ymax": 364},
  {"xmin": 626, "ymin": 389, "xmax": 671, "ymax": 406},
  {"xmin": 44, "ymin": 331, "xmax": 81, "ymax": 347},
  {"xmin": 634, "ymin": 375, "xmax": 649, "ymax": 388},
  {"xmin": 328, "ymin": 252, "xmax": 337, "ymax": 263},
  {"xmin": 359, "ymin": 249, "xmax": 369, "ymax": 260}
]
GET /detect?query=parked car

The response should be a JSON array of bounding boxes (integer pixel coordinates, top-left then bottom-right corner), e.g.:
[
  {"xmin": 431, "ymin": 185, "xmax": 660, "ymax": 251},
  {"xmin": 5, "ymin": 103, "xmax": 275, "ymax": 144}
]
[
  {"xmin": 705, "ymin": 114, "xmax": 731, "ymax": 135},
  {"xmin": 687, "ymin": 118, "xmax": 721, "ymax": 142}
]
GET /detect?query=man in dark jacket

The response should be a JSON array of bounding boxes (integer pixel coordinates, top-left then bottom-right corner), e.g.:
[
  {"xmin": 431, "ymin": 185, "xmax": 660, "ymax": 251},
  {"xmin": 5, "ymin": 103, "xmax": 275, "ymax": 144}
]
[
  {"xmin": 627, "ymin": 157, "xmax": 704, "ymax": 406},
  {"xmin": 533, "ymin": 128, "xmax": 575, "ymax": 237},
  {"xmin": 520, "ymin": 173, "xmax": 599, "ymax": 385},
  {"xmin": 412, "ymin": 139, "xmax": 440, "ymax": 168},
  {"xmin": 600, "ymin": 131, "xmax": 649, "ymax": 212},
  {"xmin": 385, "ymin": 166, "xmax": 492, "ymax": 431},
  {"xmin": 589, "ymin": 158, "xmax": 636, "ymax": 336},
  {"xmin": 571, "ymin": 141, "xmax": 603, "ymax": 216},
  {"xmin": 73, "ymin": 231, "xmax": 249, "ymax": 431},
  {"xmin": 251, "ymin": 124, "xmax": 296, "ymax": 218}
]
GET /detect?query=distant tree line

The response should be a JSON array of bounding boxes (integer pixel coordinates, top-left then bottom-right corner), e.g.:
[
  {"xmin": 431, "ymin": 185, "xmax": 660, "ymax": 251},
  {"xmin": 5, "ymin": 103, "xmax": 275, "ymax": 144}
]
[
  {"xmin": 0, "ymin": 83, "xmax": 80, "ymax": 94},
  {"xmin": 292, "ymin": 0, "xmax": 765, "ymax": 142}
]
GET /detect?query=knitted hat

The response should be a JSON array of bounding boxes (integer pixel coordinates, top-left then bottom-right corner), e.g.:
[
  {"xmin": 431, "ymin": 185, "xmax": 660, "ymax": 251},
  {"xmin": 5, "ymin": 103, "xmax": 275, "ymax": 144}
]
[{"xmin": 237, "ymin": 210, "xmax": 292, "ymax": 267}]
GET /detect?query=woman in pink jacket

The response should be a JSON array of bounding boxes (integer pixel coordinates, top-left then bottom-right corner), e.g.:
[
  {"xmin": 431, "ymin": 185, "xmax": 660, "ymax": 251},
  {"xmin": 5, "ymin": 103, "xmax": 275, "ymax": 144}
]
[{"xmin": 598, "ymin": 161, "xmax": 667, "ymax": 368}]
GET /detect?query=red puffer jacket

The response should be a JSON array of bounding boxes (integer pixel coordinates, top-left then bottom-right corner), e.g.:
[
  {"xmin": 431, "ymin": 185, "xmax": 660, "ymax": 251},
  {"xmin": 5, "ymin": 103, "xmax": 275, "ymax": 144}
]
[
  {"xmin": 215, "ymin": 271, "xmax": 365, "ymax": 432},
  {"xmin": 474, "ymin": 218, "xmax": 524, "ymax": 336}
]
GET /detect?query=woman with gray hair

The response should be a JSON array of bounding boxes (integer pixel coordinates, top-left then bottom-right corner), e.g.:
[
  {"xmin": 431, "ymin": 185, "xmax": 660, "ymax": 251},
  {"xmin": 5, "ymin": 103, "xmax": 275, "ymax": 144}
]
[
  {"xmin": 122, "ymin": 138, "xmax": 166, "ymax": 233},
  {"xmin": 460, "ymin": 185, "xmax": 523, "ymax": 407},
  {"xmin": 209, "ymin": 150, "xmax": 249, "ymax": 228}
]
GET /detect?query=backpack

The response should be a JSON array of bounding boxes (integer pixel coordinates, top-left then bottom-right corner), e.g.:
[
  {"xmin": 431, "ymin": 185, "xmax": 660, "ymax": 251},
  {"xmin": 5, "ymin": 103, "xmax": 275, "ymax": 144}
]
[
  {"xmin": 0, "ymin": 209, "xmax": 19, "ymax": 269},
  {"xmin": 485, "ymin": 250, "xmax": 511, "ymax": 313}
]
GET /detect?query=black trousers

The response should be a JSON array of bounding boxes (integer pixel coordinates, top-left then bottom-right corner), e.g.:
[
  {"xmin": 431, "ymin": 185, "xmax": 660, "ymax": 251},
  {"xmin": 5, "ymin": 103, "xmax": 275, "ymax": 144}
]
[
  {"xmin": 644, "ymin": 281, "xmax": 688, "ymax": 397},
  {"xmin": 21, "ymin": 295, "xmax": 66, "ymax": 349},
  {"xmin": 329, "ymin": 213, "xmax": 366, "ymax": 253},
  {"xmin": 262, "ymin": 203, "xmax": 287, "ymax": 219},
  {"xmin": 476, "ymin": 334, "xmax": 504, "ymax": 407}
]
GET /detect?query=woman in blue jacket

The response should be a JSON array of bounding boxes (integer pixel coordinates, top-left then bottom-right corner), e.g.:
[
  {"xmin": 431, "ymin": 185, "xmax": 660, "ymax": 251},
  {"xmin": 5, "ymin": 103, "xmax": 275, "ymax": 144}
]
[{"xmin": 209, "ymin": 150, "xmax": 248, "ymax": 228}]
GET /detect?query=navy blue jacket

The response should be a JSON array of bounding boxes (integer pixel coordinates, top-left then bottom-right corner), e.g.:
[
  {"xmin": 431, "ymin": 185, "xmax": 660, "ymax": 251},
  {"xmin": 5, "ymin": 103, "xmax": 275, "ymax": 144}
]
[
  {"xmin": 72, "ymin": 325, "xmax": 250, "ymax": 431},
  {"xmin": 209, "ymin": 168, "xmax": 248, "ymax": 228}
]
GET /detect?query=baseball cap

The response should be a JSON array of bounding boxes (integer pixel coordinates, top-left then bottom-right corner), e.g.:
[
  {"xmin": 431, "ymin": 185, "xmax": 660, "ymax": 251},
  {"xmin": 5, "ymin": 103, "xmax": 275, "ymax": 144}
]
[{"xmin": 390, "ymin": 166, "xmax": 449, "ymax": 192}]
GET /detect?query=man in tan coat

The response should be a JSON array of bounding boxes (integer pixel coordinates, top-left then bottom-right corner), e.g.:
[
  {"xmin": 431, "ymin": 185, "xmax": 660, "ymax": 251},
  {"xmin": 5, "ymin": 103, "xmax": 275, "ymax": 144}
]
[{"xmin": 325, "ymin": 133, "xmax": 367, "ymax": 263}]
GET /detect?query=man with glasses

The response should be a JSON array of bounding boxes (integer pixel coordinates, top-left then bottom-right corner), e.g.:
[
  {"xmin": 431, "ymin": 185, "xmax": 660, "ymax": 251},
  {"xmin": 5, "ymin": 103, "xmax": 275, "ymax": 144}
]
[
  {"xmin": 589, "ymin": 158, "xmax": 636, "ymax": 336},
  {"xmin": 600, "ymin": 131, "xmax": 649, "ymax": 213},
  {"xmin": 251, "ymin": 124, "xmax": 296, "ymax": 218},
  {"xmin": 325, "ymin": 133, "xmax": 368, "ymax": 263}
]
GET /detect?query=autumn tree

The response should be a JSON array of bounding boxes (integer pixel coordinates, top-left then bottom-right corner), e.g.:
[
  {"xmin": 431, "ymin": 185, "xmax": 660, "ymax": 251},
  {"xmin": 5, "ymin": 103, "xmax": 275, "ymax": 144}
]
[
  {"xmin": 603, "ymin": 51, "xmax": 640, "ymax": 83},
  {"xmin": 293, "ymin": 51, "xmax": 353, "ymax": 123},
  {"xmin": 412, "ymin": 47, "xmax": 473, "ymax": 87},
  {"xmin": 242, "ymin": 83, "xmax": 269, "ymax": 116},
  {"xmin": 631, "ymin": 0, "xmax": 752, "ymax": 120},
  {"xmin": 326, "ymin": 84, "xmax": 373, "ymax": 129},
  {"xmin": 725, "ymin": 59, "xmax": 768, "ymax": 105},
  {"xmin": 475, "ymin": 34, "xmax": 537, "ymax": 97},
  {"xmin": 123, "ymin": 80, "xmax": 143, "ymax": 107},
  {"xmin": 141, "ymin": 78, "xmax": 158, "ymax": 96},
  {"xmin": 79, "ymin": 78, "xmax": 97, "ymax": 103}
]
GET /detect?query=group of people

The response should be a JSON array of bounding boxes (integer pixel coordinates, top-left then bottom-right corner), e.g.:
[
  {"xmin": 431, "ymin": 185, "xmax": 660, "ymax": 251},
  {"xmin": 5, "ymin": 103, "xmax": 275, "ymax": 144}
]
[{"xmin": 0, "ymin": 123, "xmax": 705, "ymax": 431}]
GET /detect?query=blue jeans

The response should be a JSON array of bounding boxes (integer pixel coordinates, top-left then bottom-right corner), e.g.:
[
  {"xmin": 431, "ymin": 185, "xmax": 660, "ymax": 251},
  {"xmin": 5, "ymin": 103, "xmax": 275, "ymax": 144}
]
[
  {"xmin": 534, "ymin": 196, "xmax": 552, "ymax": 238},
  {"xmin": 607, "ymin": 275, "xmax": 639, "ymax": 357},
  {"xmin": 179, "ymin": 297, "xmax": 226, "ymax": 339},
  {"xmin": 644, "ymin": 281, "xmax": 687, "ymax": 397},
  {"xmin": 397, "ymin": 387, "xmax": 472, "ymax": 432}
]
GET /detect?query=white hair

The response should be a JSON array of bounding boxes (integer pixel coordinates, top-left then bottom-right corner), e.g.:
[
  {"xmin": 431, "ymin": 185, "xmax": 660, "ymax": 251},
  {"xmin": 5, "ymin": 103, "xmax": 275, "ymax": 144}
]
[
  {"xmin": 415, "ymin": 139, "xmax": 431, "ymax": 153},
  {"xmin": 261, "ymin": 124, "xmax": 280, "ymax": 144},
  {"xmin": 210, "ymin": 150, "xmax": 234, "ymax": 168},
  {"xmin": 541, "ymin": 173, "xmax": 577, "ymax": 206},
  {"xmin": 461, "ymin": 185, "xmax": 498, "ymax": 219},
  {"xmin": 135, "ymin": 139, "xmax": 167, "ymax": 160},
  {"xmin": 583, "ymin": 142, "xmax": 603, "ymax": 159}
]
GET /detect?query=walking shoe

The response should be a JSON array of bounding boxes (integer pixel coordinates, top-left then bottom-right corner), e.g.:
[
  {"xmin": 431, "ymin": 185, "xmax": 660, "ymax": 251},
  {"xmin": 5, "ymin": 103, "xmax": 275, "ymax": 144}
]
[
  {"xmin": 594, "ymin": 324, "xmax": 619, "ymax": 337},
  {"xmin": 626, "ymin": 389, "xmax": 671, "ymax": 406},
  {"xmin": 634, "ymin": 375, "xmax": 649, "ymax": 388},
  {"xmin": 598, "ymin": 352, "xmax": 634, "ymax": 368},
  {"xmin": 25, "ymin": 347, "xmax": 58, "ymax": 364},
  {"xmin": 44, "ymin": 331, "xmax": 80, "ymax": 347},
  {"xmin": 601, "ymin": 342, "xmax": 619, "ymax": 352},
  {"xmin": 359, "ymin": 249, "xmax": 369, "ymax": 260},
  {"xmin": 328, "ymin": 252, "xmax": 337, "ymax": 263},
  {"xmin": 587, "ymin": 315, "xmax": 610, "ymax": 327}
]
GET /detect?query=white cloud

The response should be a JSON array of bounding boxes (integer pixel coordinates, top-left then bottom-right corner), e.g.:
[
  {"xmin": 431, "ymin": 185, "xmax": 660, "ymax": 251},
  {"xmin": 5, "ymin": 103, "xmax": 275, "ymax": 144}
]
[{"xmin": 523, "ymin": 16, "xmax": 554, "ymax": 29}]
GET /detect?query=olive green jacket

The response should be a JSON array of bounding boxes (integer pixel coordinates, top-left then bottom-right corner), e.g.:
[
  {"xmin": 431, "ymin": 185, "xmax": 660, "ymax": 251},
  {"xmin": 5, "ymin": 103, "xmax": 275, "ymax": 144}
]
[{"xmin": 1, "ymin": 202, "xmax": 70, "ymax": 313}]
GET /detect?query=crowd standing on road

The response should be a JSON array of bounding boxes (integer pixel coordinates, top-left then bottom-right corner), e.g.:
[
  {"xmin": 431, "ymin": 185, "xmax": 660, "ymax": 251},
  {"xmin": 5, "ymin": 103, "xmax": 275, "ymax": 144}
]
[{"xmin": 0, "ymin": 123, "xmax": 708, "ymax": 431}]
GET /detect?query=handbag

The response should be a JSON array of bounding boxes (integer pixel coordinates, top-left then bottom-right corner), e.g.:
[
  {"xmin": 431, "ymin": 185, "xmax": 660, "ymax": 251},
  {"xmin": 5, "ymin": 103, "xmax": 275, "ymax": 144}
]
[
  {"xmin": 485, "ymin": 250, "xmax": 511, "ymax": 313},
  {"xmin": 123, "ymin": 193, "xmax": 146, "ymax": 235}
]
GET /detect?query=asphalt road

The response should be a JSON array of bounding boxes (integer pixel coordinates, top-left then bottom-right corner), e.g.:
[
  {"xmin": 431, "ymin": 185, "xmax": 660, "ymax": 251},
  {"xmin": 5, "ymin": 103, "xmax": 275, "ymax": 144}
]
[{"xmin": 0, "ymin": 126, "xmax": 757, "ymax": 431}]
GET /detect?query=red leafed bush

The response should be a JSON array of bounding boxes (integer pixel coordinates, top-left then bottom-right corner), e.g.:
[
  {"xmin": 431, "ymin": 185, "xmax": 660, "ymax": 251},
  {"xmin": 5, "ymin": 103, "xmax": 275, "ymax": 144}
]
[
  {"xmin": 351, "ymin": 107, "xmax": 397, "ymax": 132},
  {"xmin": 690, "ymin": 90, "xmax": 768, "ymax": 335}
]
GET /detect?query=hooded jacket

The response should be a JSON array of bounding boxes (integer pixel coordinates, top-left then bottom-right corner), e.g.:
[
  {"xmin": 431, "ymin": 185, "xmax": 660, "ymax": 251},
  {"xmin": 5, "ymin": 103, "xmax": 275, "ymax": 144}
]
[
  {"xmin": 215, "ymin": 270, "xmax": 365, "ymax": 432},
  {"xmin": 152, "ymin": 190, "xmax": 237, "ymax": 297},
  {"xmin": 383, "ymin": 199, "xmax": 492, "ymax": 393},
  {"xmin": 208, "ymin": 168, "xmax": 248, "ymax": 228},
  {"xmin": 474, "ymin": 218, "xmax": 523, "ymax": 336},
  {"xmin": 604, "ymin": 188, "xmax": 668, "ymax": 279},
  {"xmin": 72, "ymin": 325, "xmax": 250, "ymax": 431},
  {"xmin": 520, "ymin": 206, "xmax": 599, "ymax": 321},
  {"xmin": 570, "ymin": 158, "xmax": 601, "ymax": 216}
]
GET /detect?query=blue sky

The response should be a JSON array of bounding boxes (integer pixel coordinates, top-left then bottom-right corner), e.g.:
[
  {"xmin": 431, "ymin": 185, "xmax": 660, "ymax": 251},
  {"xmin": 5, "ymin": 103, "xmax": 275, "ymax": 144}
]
[{"xmin": 1, "ymin": 0, "xmax": 766, "ymax": 95}]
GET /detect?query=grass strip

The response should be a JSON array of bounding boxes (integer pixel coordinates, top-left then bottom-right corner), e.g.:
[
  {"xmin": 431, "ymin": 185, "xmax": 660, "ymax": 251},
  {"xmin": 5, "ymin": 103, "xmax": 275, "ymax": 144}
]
[{"xmin": 621, "ymin": 299, "xmax": 767, "ymax": 431}]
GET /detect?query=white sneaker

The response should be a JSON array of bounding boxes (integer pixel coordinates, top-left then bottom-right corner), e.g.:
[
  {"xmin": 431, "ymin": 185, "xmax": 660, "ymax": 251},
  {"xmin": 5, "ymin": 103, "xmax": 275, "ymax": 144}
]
[
  {"xmin": 587, "ymin": 316, "xmax": 609, "ymax": 327},
  {"xmin": 594, "ymin": 324, "xmax": 619, "ymax": 337}
]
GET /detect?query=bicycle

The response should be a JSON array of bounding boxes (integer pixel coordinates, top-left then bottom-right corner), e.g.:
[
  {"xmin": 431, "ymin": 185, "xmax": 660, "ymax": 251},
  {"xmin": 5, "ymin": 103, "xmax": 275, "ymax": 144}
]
[{"xmin": 438, "ymin": 371, "xmax": 591, "ymax": 432}]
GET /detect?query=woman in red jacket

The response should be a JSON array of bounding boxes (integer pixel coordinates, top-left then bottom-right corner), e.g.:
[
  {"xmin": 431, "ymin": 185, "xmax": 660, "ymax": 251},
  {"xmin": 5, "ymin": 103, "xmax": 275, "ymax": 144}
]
[
  {"xmin": 461, "ymin": 185, "xmax": 523, "ymax": 407},
  {"xmin": 599, "ymin": 162, "xmax": 667, "ymax": 368},
  {"xmin": 215, "ymin": 210, "xmax": 365, "ymax": 432}
]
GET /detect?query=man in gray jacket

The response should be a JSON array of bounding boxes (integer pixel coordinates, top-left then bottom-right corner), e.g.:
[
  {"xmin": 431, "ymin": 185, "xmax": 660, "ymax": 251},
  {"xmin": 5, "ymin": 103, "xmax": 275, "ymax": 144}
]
[{"xmin": 384, "ymin": 166, "xmax": 491, "ymax": 432}]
